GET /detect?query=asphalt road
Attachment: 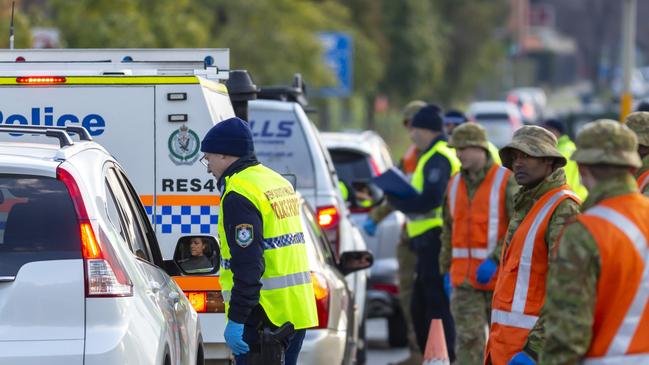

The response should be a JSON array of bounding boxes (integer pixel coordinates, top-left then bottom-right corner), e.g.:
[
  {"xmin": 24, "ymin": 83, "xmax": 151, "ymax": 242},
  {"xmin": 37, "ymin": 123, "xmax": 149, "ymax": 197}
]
[{"xmin": 366, "ymin": 318, "xmax": 410, "ymax": 365}]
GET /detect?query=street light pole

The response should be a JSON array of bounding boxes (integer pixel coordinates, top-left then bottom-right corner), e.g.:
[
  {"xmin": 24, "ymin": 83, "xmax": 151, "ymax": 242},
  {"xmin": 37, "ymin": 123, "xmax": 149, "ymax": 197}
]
[{"xmin": 620, "ymin": 0, "xmax": 637, "ymax": 122}]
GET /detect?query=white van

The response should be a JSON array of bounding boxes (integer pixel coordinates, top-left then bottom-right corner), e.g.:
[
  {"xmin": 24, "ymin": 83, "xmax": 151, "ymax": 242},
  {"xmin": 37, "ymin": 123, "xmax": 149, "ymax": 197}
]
[{"xmin": 0, "ymin": 49, "xmax": 235, "ymax": 361}]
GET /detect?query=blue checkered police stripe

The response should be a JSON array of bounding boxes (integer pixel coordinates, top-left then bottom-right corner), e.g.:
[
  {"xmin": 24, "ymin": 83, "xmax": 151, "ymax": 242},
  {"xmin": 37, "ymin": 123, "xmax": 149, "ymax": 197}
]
[{"xmin": 145, "ymin": 205, "xmax": 219, "ymax": 234}]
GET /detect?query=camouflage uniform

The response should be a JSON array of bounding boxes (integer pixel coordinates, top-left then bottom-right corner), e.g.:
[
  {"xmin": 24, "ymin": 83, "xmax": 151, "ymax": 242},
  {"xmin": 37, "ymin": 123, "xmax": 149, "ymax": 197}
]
[
  {"xmin": 439, "ymin": 123, "xmax": 518, "ymax": 365},
  {"xmin": 540, "ymin": 120, "xmax": 644, "ymax": 364},
  {"xmin": 492, "ymin": 126, "xmax": 582, "ymax": 362},
  {"xmin": 625, "ymin": 112, "xmax": 649, "ymax": 196}
]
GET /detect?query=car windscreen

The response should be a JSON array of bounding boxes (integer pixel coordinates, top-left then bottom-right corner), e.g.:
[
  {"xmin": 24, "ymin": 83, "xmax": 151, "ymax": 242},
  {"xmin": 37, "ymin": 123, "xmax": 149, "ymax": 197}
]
[
  {"xmin": 329, "ymin": 150, "xmax": 374, "ymax": 183},
  {"xmin": 0, "ymin": 175, "xmax": 81, "ymax": 277},
  {"xmin": 249, "ymin": 108, "xmax": 316, "ymax": 189},
  {"xmin": 474, "ymin": 114, "xmax": 514, "ymax": 148}
]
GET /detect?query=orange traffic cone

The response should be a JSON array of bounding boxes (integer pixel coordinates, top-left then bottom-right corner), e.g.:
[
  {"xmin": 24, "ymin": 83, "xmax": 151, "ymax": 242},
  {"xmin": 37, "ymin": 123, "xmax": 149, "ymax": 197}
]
[{"xmin": 422, "ymin": 319, "xmax": 450, "ymax": 365}]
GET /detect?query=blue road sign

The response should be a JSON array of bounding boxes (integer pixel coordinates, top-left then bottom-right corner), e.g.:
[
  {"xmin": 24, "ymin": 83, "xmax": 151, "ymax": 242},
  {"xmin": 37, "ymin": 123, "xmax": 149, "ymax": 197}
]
[{"xmin": 318, "ymin": 32, "xmax": 353, "ymax": 97}]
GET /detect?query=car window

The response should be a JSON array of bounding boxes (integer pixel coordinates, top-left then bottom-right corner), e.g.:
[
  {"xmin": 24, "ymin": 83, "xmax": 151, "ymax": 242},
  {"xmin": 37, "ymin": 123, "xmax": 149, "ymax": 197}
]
[
  {"xmin": 104, "ymin": 182, "xmax": 128, "ymax": 245},
  {"xmin": 105, "ymin": 168, "xmax": 152, "ymax": 263},
  {"xmin": 249, "ymin": 107, "xmax": 316, "ymax": 189},
  {"xmin": 329, "ymin": 150, "xmax": 374, "ymax": 183},
  {"xmin": 0, "ymin": 175, "xmax": 82, "ymax": 277}
]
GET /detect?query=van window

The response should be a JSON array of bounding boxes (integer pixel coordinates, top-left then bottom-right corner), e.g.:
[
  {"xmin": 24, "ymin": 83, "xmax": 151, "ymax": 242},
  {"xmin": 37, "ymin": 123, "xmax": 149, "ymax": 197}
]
[
  {"xmin": 0, "ymin": 175, "xmax": 82, "ymax": 277},
  {"xmin": 249, "ymin": 108, "xmax": 316, "ymax": 189}
]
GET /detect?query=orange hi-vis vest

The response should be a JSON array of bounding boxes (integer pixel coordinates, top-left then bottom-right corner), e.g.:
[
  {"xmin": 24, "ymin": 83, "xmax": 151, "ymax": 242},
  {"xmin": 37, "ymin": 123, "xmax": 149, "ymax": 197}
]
[
  {"xmin": 578, "ymin": 193, "xmax": 649, "ymax": 364},
  {"xmin": 485, "ymin": 186, "xmax": 579, "ymax": 365},
  {"xmin": 638, "ymin": 170, "xmax": 649, "ymax": 192},
  {"xmin": 402, "ymin": 144, "xmax": 419, "ymax": 175},
  {"xmin": 447, "ymin": 164, "xmax": 511, "ymax": 290}
]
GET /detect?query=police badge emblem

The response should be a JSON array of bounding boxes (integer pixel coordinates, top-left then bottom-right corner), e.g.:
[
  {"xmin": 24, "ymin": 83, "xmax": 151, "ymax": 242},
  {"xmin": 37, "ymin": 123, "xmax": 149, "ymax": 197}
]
[
  {"xmin": 235, "ymin": 224, "xmax": 254, "ymax": 248},
  {"xmin": 168, "ymin": 124, "xmax": 200, "ymax": 165}
]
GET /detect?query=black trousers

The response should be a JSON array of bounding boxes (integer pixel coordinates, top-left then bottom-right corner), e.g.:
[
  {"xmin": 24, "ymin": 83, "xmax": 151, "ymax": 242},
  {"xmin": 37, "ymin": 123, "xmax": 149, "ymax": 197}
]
[{"xmin": 410, "ymin": 227, "xmax": 456, "ymax": 362}]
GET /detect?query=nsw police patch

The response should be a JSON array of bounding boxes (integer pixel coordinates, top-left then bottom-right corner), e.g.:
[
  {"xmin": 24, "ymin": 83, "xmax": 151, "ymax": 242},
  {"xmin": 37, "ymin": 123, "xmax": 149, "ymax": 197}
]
[{"xmin": 235, "ymin": 224, "xmax": 254, "ymax": 248}]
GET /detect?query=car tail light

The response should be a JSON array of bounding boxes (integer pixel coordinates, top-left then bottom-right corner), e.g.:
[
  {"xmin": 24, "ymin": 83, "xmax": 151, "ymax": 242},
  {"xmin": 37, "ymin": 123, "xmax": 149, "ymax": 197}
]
[
  {"xmin": 57, "ymin": 167, "xmax": 133, "ymax": 297},
  {"xmin": 316, "ymin": 206, "xmax": 340, "ymax": 255},
  {"xmin": 311, "ymin": 272, "xmax": 330, "ymax": 329},
  {"xmin": 372, "ymin": 283, "xmax": 399, "ymax": 295},
  {"xmin": 184, "ymin": 291, "xmax": 225, "ymax": 313},
  {"xmin": 16, "ymin": 76, "xmax": 66, "ymax": 85}
]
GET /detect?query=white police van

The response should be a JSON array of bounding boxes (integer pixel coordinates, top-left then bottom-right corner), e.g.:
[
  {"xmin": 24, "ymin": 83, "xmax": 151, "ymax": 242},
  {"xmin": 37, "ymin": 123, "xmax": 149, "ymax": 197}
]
[{"xmin": 0, "ymin": 49, "xmax": 235, "ymax": 362}]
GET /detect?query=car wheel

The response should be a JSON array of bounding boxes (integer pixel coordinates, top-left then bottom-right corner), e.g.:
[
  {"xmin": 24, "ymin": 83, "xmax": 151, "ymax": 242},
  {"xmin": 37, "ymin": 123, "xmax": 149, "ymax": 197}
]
[
  {"xmin": 387, "ymin": 310, "xmax": 408, "ymax": 348},
  {"xmin": 356, "ymin": 316, "xmax": 367, "ymax": 365}
]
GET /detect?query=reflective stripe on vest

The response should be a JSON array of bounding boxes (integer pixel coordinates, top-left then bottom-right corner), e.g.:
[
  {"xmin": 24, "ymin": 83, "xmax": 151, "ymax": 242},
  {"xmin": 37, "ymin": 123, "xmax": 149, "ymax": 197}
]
[
  {"xmin": 407, "ymin": 140, "xmax": 460, "ymax": 238},
  {"xmin": 583, "ymin": 205, "xmax": 649, "ymax": 359},
  {"xmin": 639, "ymin": 171, "xmax": 649, "ymax": 192},
  {"xmin": 491, "ymin": 189, "xmax": 578, "ymax": 328},
  {"xmin": 491, "ymin": 309, "xmax": 538, "ymax": 330},
  {"xmin": 452, "ymin": 248, "xmax": 489, "ymax": 259},
  {"xmin": 222, "ymin": 271, "xmax": 312, "ymax": 302}
]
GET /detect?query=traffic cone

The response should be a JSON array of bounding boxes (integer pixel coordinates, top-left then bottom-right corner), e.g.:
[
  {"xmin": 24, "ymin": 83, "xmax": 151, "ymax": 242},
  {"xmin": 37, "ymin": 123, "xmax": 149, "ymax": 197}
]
[{"xmin": 422, "ymin": 319, "xmax": 450, "ymax": 365}]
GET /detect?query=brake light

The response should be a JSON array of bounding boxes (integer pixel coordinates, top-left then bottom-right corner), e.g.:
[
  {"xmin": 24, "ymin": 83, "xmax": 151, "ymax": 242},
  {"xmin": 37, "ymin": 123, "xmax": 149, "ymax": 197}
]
[
  {"xmin": 184, "ymin": 291, "xmax": 225, "ymax": 313},
  {"xmin": 372, "ymin": 283, "xmax": 399, "ymax": 295},
  {"xmin": 316, "ymin": 205, "xmax": 340, "ymax": 255},
  {"xmin": 57, "ymin": 167, "xmax": 133, "ymax": 297},
  {"xmin": 16, "ymin": 76, "xmax": 66, "ymax": 85},
  {"xmin": 311, "ymin": 272, "xmax": 330, "ymax": 329}
]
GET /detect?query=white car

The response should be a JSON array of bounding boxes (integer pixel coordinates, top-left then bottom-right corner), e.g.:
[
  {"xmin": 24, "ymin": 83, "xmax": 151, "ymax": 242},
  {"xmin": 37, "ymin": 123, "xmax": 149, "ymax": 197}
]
[
  {"xmin": 298, "ymin": 199, "xmax": 372, "ymax": 365},
  {"xmin": 467, "ymin": 101, "xmax": 524, "ymax": 148},
  {"xmin": 0, "ymin": 125, "xmax": 204, "ymax": 365}
]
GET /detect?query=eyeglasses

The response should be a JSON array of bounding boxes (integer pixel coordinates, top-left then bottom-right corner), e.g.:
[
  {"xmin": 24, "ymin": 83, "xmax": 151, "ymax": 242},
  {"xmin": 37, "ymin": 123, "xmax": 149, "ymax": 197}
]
[{"xmin": 200, "ymin": 155, "xmax": 209, "ymax": 167}]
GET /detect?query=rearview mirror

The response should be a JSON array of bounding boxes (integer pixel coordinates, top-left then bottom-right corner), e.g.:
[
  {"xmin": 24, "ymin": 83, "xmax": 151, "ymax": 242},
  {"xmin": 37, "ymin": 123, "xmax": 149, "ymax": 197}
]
[
  {"xmin": 173, "ymin": 235, "xmax": 220, "ymax": 275},
  {"xmin": 350, "ymin": 180, "xmax": 384, "ymax": 210},
  {"xmin": 338, "ymin": 250, "xmax": 373, "ymax": 276}
]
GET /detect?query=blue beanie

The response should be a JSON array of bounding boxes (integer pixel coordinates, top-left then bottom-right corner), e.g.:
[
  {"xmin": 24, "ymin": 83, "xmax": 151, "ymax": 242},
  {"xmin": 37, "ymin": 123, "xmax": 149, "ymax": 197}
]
[
  {"xmin": 200, "ymin": 117, "xmax": 254, "ymax": 157},
  {"xmin": 541, "ymin": 118, "xmax": 565, "ymax": 135},
  {"xmin": 411, "ymin": 104, "xmax": 444, "ymax": 132}
]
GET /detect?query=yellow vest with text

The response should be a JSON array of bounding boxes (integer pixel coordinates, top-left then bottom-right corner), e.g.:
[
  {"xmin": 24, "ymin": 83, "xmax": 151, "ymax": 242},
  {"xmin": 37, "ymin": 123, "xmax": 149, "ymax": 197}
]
[
  {"xmin": 218, "ymin": 164, "xmax": 318, "ymax": 329},
  {"xmin": 407, "ymin": 140, "xmax": 461, "ymax": 238}
]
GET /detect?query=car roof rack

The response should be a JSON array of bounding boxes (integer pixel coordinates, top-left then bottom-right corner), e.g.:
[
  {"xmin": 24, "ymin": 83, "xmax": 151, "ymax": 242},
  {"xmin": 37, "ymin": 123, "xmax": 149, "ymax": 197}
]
[
  {"xmin": 257, "ymin": 73, "xmax": 309, "ymax": 109},
  {"xmin": 0, "ymin": 49, "xmax": 230, "ymax": 79},
  {"xmin": 0, "ymin": 125, "xmax": 93, "ymax": 147}
]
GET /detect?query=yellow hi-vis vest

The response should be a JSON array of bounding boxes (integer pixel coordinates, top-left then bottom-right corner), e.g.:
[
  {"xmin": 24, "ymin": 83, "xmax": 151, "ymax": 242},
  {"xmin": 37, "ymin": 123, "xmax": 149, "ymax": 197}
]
[
  {"xmin": 406, "ymin": 140, "xmax": 461, "ymax": 238},
  {"xmin": 218, "ymin": 164, "xmax": 318, "ymax": 329}
]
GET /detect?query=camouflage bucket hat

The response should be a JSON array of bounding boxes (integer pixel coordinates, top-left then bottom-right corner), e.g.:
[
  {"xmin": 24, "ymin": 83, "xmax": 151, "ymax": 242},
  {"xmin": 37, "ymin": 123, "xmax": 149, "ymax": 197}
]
[
  {"xmin": 625, "ymin": 111, "xmax": 649, "ymax": 147},
  {"xmin": 499, "ymin": 125, "xmax": 566, "ymax": 170},
  {"xmin": 448, "ymin": 123, "xmax": 489, "ymax": 151},
  {"xmin": 572, "ymin": 119, "xmax": 641, "ymax": 168},
  {"xmin": 402, "ymin": 100, "xmax": 427, "ymax": 121}
]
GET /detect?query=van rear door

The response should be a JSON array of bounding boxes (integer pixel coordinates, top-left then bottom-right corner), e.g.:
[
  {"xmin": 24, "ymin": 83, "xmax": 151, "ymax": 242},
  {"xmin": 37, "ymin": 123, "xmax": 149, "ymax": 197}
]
[{"xmin": 0, "ymin": 172, "xmax": 84, "ymax": 364}]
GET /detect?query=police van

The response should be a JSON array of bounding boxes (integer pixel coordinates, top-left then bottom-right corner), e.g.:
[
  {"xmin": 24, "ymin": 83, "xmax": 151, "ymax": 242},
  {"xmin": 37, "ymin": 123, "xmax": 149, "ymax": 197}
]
[{"xmin": 0, "ymin": 49, "xmax": 236, "ymax": 361}]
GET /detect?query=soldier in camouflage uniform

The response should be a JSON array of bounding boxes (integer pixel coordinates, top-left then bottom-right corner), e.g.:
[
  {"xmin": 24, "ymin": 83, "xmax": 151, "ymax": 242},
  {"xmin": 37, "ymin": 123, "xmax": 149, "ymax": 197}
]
[
  {"xmin": 625, "ymin": 112, "xmax": 649, "ymax": 196},
  {"xmin": 365, "ymin": 100, "xmax": 425, "ymax": 365},
  {"xmin": 439, "ymin": 123, "xmax": 518, "ymax": 365},
  {"xmin": 540, "ymin": 120, "xmax": 648, "ymax": 364},
  {"xmin": 485, "ymin": 126, "xmax": 581, "ymax": 365}
]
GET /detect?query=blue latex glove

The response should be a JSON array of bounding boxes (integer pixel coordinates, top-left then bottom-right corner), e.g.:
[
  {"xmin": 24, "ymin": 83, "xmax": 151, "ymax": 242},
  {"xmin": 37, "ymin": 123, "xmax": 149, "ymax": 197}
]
[
  {"xmin": 476, "ymin": 258, "xmax": 498, "ymax": 284},
  {"xmin": 224, "ymin": 320, "xmax": 249, "ymax": 355},
  {"xmin": 508, "ymin": 351, "xmax": 535, "ymax": 365},
  {"xmin": 443, "ymin": 273, "xmax": 452, "ymax": 298},
  {"xmin": 363, "ymin": 218, "xmax": 378, "ymax": 236}
]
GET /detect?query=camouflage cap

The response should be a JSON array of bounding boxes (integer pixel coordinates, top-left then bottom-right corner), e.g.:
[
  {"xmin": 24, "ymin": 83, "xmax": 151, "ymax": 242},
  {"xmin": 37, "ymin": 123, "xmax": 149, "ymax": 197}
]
[
  {"xmin": 448, "ymin": 123, "xmax": 489, "ymax": 151},
  {"xmin": 402, "ymin": 100, "xmax": 427, "ymax": 121},
  {"xmin": 499, "ymin": 125, "xmax": 566, "ymax": 170},
  {"xmin": 625, "ymin": 111, "xmax": 649, "ymax": 147},
  {"xmin": 572, "ymin": 119, "xmax": 641, "ymax": 168}
]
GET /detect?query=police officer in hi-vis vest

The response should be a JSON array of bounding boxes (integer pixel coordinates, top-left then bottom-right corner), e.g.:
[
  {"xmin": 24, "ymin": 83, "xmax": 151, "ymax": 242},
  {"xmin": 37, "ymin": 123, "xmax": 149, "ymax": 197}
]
[
  {"xmin": 541, "ymin": 120, "xmax": 649, "ymax": 364},
  {"xmin": 200, "ymin": 117, "xmax": 317, "ymax": 365},
  {"xmin": 387, "ymin": 104, "xmax": 461, "ymax": 362}
]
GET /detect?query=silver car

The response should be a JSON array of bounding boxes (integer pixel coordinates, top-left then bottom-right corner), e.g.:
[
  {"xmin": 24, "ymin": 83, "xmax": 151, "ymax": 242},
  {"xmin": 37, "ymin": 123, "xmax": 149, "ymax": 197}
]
[{"xmin": 0, "ymin": 126, "xmax": 204, "ymax": 365}]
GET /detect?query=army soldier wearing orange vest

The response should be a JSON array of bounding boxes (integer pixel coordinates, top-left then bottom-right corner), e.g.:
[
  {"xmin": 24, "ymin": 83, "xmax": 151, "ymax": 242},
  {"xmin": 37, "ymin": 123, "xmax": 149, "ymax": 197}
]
[
  {"xmin": 625, "ymin": 112, "xmax": 649, "ymax": 196},
  {"xmin": 484, "ymin": 126, "xmax": 581, "ymax": 365},
  {"xmin": 439, "ymin": 123, "xmax": 518, "ymax": 365},
  {"xmin": 541, "ymin": 120, "xmax": 649, "ymax": 364}
]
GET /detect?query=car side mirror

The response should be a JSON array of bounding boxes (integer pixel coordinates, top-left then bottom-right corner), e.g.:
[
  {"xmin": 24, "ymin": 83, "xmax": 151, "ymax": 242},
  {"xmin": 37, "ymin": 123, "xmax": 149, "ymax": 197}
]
[
  {"xmin": 350, "ymin": 180, "xmax": 384, "ymax": 209},
  {"xmin": 173, "ymin": 235, "xmax": 220, "ymax": 275},
  {"xmin": 338, "ymin": 250, "xmax": 373, "ymax": 276}
]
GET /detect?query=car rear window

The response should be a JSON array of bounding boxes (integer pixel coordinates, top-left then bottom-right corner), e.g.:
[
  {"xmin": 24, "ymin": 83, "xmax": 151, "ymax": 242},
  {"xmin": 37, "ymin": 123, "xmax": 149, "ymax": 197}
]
[
  {"xmin": 0, "ymin": 175, "xmax": 81, "ymax": 277},
  {"xmin": 249, "ymin": 108, "xmax": 316, "ymax": 189},
  {"xmin": 329, "ymin": 150, "xmax": 374, "ymax": 183}
]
